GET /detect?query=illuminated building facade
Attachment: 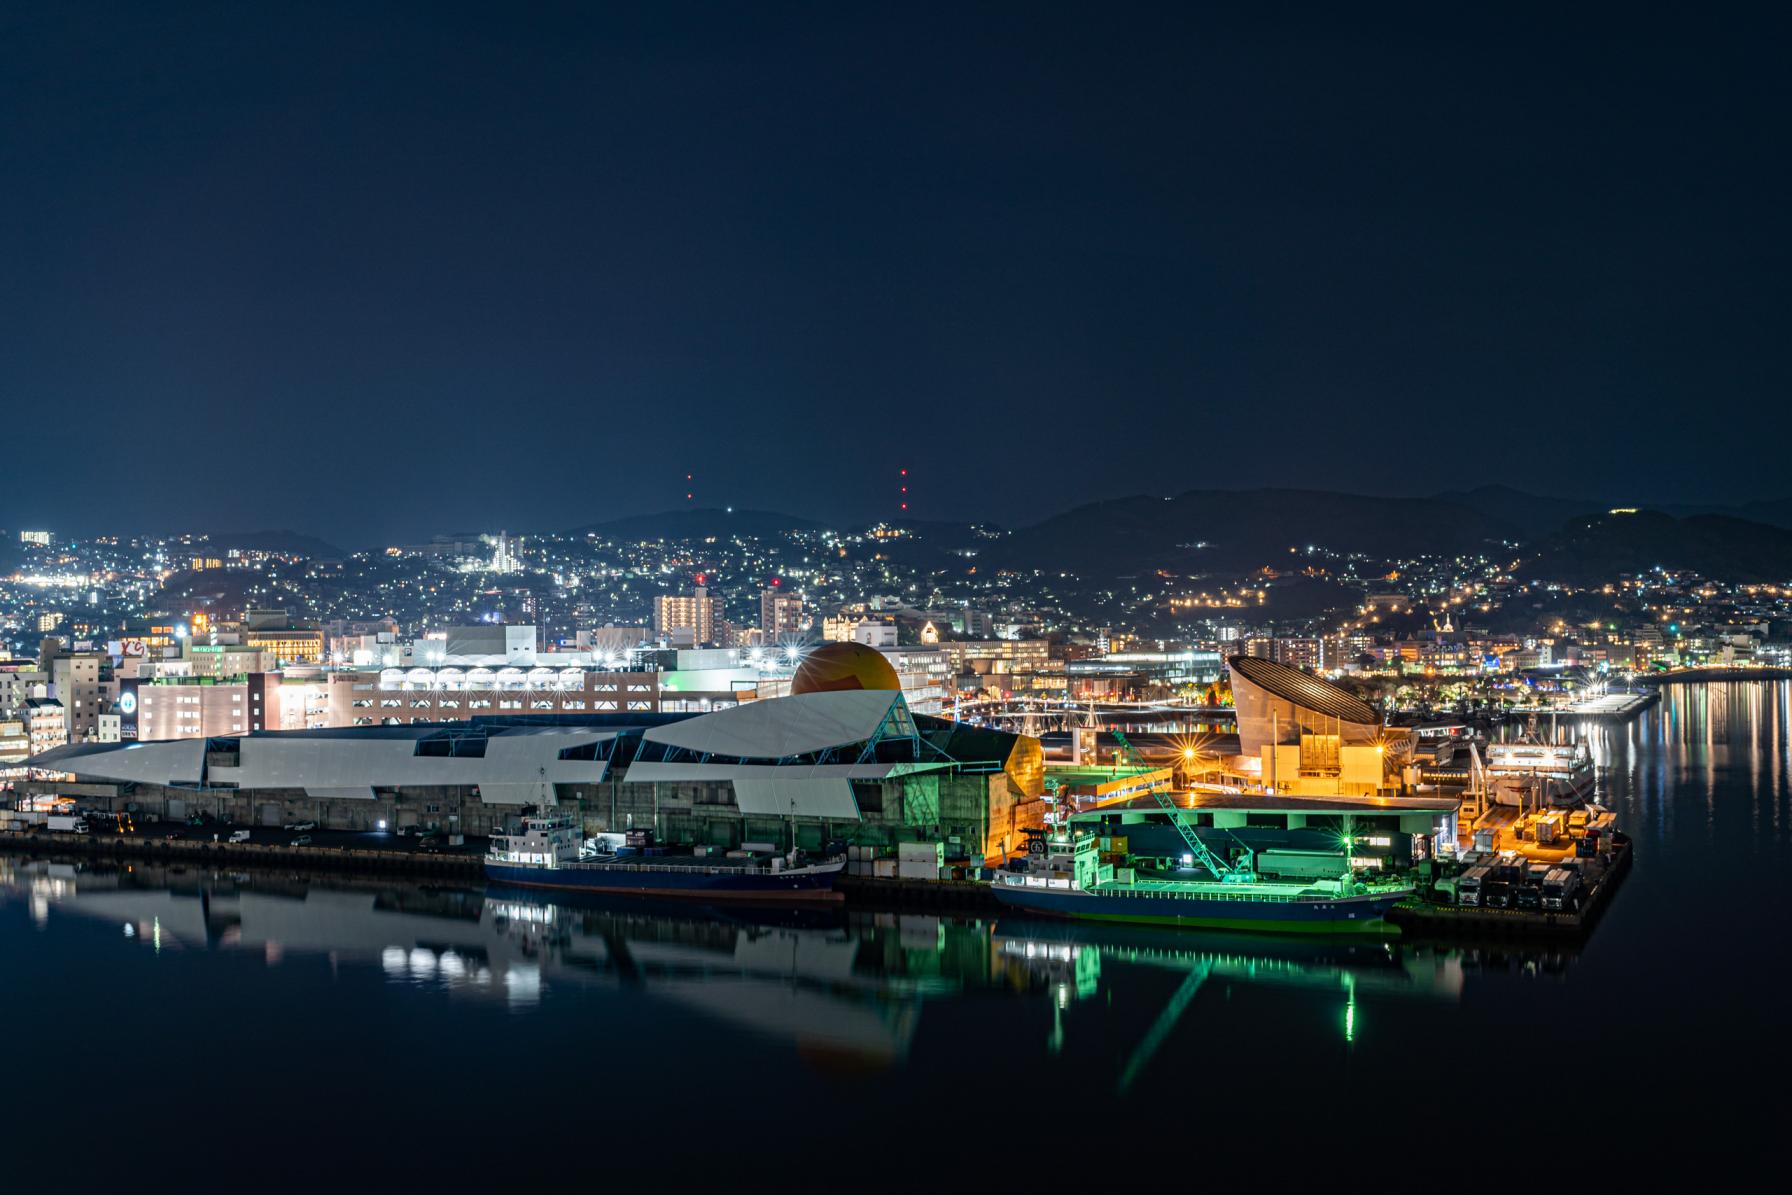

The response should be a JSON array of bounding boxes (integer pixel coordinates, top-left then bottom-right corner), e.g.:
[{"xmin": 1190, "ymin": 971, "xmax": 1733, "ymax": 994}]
[
  {"xmin": 655, "ymin": 586, "xmax": 721, "ymax": 646},
  {"xmin": 1227, "ymin": 654, "xmax": 1405, "ymax": 797},
  {"xmin": 759, "ymin": 587, "xmax": 804, "ymax": 638},
  {"xmin": 137, "ymin": 675, "xmax": 276, "ymax": 740},
  {"xmin": 50, "ymin": 653, "xmax": 103, "ymax": 742},
  {"xmin": 32, "ymin": 690, "xmax": 1044, "ymax": 858},
  {"xmin": 25, "ymin": 698, "xmax": 67, "ymax": 754},
  {"xmin": 322, "ymin": 664, "xmax": 752, "ymax": 726},
  {"xmin": 242, "ymin": 627, "xmax": 325, "ymax": 665}
]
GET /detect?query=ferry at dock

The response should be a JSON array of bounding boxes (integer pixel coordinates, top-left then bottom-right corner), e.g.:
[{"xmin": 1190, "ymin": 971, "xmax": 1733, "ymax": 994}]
[
  {"xmin": 485, "ymin": 813, "xmax": 844, "ymax": 902},
  {"xmin": 989, "ymin": 833, "xmax": 1409, "ymax": 934},
  {"xmin": 1483, "ymin": 739, "xmax": 1595, "ymax": 808}
]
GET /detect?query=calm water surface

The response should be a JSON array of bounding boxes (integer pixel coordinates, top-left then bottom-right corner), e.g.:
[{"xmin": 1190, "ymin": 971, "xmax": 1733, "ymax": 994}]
[{"xmin": 5, "ymin": 682, "xmax": 1789, "ymax": 1183}]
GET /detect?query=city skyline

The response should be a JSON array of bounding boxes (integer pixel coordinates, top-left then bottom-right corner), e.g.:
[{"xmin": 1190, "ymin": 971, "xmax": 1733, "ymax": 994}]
[
  {"xmin": 7, "ymin": 3, "xmax": 1792, "ymax": 545},
  {"xmin": 13, "ymin": 477, "xmax": 1792, "ymax": 554},
  {"xmin": 5, "ymin": 5, "xmax": 1788, "ymax": 1178}
]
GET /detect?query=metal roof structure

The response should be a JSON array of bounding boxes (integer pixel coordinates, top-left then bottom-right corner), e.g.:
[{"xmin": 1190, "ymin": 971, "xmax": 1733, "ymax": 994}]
[
  {"xmin": 642, "ymin": 689, "xmax": 911, "ymax": 761},
  {"xmin": 34, "ymin": 725, "xmax": 616, "ymax": 804},
  {"xmin": 1227, "ymin": 655, "xmax": 1379, "ymax": 725},
  {"xmin": 31, "ymin": 690, "xmax": 1037, "ymax": 819}
]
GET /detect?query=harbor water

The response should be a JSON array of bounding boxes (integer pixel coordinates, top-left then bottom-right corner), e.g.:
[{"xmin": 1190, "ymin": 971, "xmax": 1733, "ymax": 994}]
[{"xmin": 3, "ymin": 681, "xmax": 1788, "ymax": 1182}]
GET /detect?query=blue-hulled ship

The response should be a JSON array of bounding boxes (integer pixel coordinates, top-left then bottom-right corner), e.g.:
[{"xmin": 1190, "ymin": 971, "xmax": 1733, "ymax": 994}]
[
  {"xmin": 990, "ymin": 873, "xmax": 1407, "ymax": 933},
  {"xmin": 485, "ymin": 814, "xmax": 844, "ymax": 902},
  {"xmin": 989, "ymin": 830, "xmax": 1409, "ymax": 934}
]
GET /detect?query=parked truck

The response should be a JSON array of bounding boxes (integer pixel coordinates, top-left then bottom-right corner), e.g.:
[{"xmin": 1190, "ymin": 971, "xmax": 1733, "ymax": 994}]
[
  {"xmin": 1485, "ymin": 861, "xmax": 1528, "ymax": 908},
  {"xmin": 1542, "ymin": 866, "xmax": 1584, "ymax": 911},
  {"xmin": 1457, "ymin": 863, "xmax": 1492, "ymax": 907},
  {"xmin": 47, "ymin": 814, "xmax": 88, "ymax": 834}
]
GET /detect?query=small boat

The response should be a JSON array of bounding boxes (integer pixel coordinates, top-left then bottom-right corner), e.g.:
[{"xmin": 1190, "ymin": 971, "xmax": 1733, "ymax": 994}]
[{"xmin": 484, "ymin": 813, "xmax": 844, "ymax": 902}]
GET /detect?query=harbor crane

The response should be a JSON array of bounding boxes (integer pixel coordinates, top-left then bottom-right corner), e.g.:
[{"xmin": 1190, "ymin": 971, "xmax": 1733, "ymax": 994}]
[{"xmin": 1109, "ymin": 728, "xmax": 1252, "ymax": 882}]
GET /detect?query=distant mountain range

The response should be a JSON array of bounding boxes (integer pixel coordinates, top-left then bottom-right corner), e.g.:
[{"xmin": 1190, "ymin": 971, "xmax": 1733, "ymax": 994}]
[
  {"xmin": 1669, "ymin": 496, "xmax": 1792, "ymax": 530},
  {"xmin": 984, "ymin": 489, "xmax": 1515, "ymax": 576},
  {"xmin": 1427, "ymin": 485, "xmax": 1608, "ymax": 541},
  {"xmin": 1517, "ymin": 511, "xmax": 1792, "ymax": 586},
  {"xmin": 62, "ymin": 479, "xmax": 1761, "ymax": 594},
  {"xmin": 203, "ymin": 529, "xmax": 348, "ymax": 558},
  {"xmin": 568, "ymin": 508, "xmax": 822, "ymax": 541},
  {"xmin": 1434, "ymin": 484, "xmax": 1792, "ymax": 537},
  {"xmin": 552, "ymin": 489, "xmax": 1792, "ymax": 585}
]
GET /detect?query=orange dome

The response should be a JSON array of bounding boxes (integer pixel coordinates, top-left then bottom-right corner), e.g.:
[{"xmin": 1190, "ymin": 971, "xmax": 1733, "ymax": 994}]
[{"xmin": 789, "ymin": 641, "xmax": 901, "ymax": 695}]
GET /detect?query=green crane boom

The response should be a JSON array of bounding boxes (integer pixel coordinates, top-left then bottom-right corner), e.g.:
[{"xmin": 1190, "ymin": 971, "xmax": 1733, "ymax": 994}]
[{"xmin": 1110, "ymin": 728, "xmax": 1245, "ymax": 880}]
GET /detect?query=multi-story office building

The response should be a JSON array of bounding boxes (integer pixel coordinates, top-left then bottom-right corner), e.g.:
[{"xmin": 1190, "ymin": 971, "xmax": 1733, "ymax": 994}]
[
  {"xmin": 24, "ymin": 698, "xmax": 67, "ymax": 754},
  {"xmin": 759, "ymin": 588, "xmax": 804, "ymax": 639},
  {"xmin": 1242, "ymin": 636, "xmax": 1326, "ymax": 672},
  {"xmin": 50, "ymin": 653, "xmax": 104, "ymax": 742},
  {"xmin": 0, "ymin": 665, "xmax": 49, "ymax": 719},
  {"xmin": 136, "ymin": 676, "xmax": 276, "ymax": 740},
  {"xmin": 242, "ymin": 626, "xmax": 325, "ymax": 664},
  {"xmin": 940, "ymin": 639, "xmax": 1053, "ymax": 678},
  {"xmin": 655, "ymin": 587, "xmax": 721, "ymax": 646}
]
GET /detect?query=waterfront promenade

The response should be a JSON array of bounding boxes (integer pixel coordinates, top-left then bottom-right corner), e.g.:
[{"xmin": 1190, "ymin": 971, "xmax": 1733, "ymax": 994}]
[{"xmin": 1563, "ymin": 690, "xmax": 1657, "ymax": 718}]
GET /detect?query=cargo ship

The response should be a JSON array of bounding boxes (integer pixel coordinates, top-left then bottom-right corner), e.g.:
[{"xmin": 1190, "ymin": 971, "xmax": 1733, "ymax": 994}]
[
  {"xmin": 485, "ymin": 814, "xmax": 844, "ymax": 902},
  {"xmin": 989, "ymin": 833, "xmax": 1408, "ymax": 934},
  {"xmin": 990, "ymin": 873, "xmax": 1407, "ymax": 933}
]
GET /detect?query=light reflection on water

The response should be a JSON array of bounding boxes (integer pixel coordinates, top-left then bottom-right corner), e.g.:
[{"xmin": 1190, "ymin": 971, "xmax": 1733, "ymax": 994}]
[
  {"xmin": 3, "ymin": 682, "xmax": 1790, "ymax": 1171},
  {"xmin": 0, "ymin": 852, "xmax": 1552, "ymax": 1077}
]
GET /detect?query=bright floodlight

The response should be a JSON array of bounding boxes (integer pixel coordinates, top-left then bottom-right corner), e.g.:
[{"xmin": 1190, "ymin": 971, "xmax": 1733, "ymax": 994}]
[{"xmin": 785, "ymin": 645, "xmax": 801, "ymax": 662}]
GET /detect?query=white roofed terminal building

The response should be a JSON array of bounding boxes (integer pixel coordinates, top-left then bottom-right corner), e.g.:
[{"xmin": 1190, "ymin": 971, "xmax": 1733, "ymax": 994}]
[{"xmin": 26, "ymin": 690, "xmax": 1045, "ymax": 863}]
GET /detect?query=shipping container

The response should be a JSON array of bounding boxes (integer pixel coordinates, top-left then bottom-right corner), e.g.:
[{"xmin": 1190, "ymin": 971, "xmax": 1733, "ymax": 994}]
[
  {"xmin": 898, "ymin": 841, "xmax": 945, "ymax": 865},
  {"xmin": 1256, "ymin": 849, "xmax": 1349, "ymax": 880}
]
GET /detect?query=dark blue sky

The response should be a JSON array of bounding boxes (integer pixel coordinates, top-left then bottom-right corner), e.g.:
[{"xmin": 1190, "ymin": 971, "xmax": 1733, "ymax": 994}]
[{"xmin": 4, "ymin": 2, "xmax": 1789, "ymax": 546}]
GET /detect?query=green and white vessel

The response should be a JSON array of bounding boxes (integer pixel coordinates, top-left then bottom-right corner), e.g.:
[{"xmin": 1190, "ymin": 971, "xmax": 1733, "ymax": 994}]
[{"xmin": 991, "ymin": 808, "xmax": 1410, "ymax": 935}]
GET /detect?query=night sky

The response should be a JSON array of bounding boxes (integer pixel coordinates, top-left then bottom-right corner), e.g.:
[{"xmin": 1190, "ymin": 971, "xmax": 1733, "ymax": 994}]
[{"xmin": 4, "ymin": 3, "xmax": 1789, "ymax": 547}]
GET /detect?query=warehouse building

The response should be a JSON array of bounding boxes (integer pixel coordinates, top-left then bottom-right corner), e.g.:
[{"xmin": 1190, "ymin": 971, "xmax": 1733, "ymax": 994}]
[
  {"xmin": 26, "ymin": 689, "xmax": 1044, "ymax": 862},
  {"xmin": 1072, "ymin": 790, "xmax": 1460, "ymax": 879}
]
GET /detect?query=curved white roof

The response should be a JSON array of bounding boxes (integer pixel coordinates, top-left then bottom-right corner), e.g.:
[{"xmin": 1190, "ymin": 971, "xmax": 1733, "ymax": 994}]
[
  {"xmin": 32, "ymin": 739, "xmax": 207, "ymax": 787},
  {"xmin": 642, "ymin": 690, "xmax": 904, "ymax": 759},
  {"xmin": 35, "ymin": 727, "xmax": 616, "ymax": 804}
]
